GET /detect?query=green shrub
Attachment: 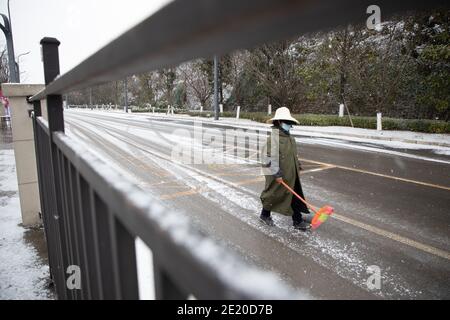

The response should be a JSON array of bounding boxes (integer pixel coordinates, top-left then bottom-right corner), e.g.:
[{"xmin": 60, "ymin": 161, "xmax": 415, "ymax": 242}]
[
  {"xmin": 293, "ymin": 114, "xmax": 449, "ymax": 133},
  {"xmin": 133, "ymin": 109, "xmax": 449, "ymax": 133}
]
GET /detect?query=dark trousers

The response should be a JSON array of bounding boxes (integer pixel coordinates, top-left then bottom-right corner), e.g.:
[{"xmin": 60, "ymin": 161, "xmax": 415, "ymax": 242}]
[{"xmin": 261, "ymin": 175, "xmax": 309, "ymax": 223}]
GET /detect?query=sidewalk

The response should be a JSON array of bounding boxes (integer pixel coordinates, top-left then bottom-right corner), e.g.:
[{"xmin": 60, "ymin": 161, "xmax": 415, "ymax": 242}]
[
  {"xmin": 0, "ymin": 127, "xmax": 55, "ymax": 300},
  {"xmin": 132, "ymin": 112, "xmax": 450, "ymax": 148}
]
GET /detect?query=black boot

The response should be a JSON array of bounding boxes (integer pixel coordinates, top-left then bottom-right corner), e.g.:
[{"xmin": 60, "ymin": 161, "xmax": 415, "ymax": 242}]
[
  {"xmin": 293, "ymin": 220, "xmax": 311, "ymax": 231},
  {"xmin": 259, "ymin": 208, "xmax": 275, "ymax": 226},
  {"xmin": 292, "ymin": 211, "xmax": 311, "ymax": 231}
]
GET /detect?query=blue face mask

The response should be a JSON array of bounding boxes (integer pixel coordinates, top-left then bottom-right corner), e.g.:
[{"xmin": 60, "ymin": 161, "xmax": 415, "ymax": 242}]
[{"xmin": 280, "ymin": 122, "xmax": 292, "ymax": 132}]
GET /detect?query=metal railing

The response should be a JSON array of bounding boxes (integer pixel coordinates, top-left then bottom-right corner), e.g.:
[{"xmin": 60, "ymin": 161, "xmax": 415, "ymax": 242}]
[
  {"xmin": 28, "ymin": 0, "xmax": 446, "ymax": 299},
  {"xmin": 31, "ymin": 68, "xmax": 302, "ymax": 299}
]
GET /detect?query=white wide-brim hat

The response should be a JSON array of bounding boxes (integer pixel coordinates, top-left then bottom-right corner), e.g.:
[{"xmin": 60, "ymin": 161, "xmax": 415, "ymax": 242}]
[{"xmin": 266, "ymin": 107, "xmax": 299, "ymax": 124}]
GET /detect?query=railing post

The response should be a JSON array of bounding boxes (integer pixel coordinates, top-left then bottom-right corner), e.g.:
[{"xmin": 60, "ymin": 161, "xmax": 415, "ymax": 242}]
[
  {"xmin": 40, "ymin": 37, "xmax": 73, "ymax": 299},
  {"xmin": 41, "ymin": 37, "xmax": 64, "ymax": 133}
]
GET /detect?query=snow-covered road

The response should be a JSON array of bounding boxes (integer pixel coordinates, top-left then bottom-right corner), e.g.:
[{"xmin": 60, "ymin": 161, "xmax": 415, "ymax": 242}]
[{"xmin": 63, "ymin": 110, "xmax": 450, "ymax": 299}]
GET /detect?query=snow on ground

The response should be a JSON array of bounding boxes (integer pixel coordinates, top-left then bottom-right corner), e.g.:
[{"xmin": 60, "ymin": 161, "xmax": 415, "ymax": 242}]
[
  {"xmin": 152, "ymin": 113, "xmax": 450, "ymax": 158},
  {"xmin": 67, "ymin": 110, "xmax": 450, "ymax": 167},
  {"xmin": 0, "ymin": 149, "xmax": 54, "ymax": 300},
  {"xmin": 68, "ymin": 110, "xmax": 450, "ymax": 153},
  {"xmin": 293, "ymin": 129, "xmax": 450, "ymax": 157},
  {"xmin": 64, "ymin": 110, "xmax": 447, "ymax": 298},
  {"xmin": 293, "ymin": 125, "xmax": 450, "ymax": 146},
  {"xmin": 298, "ymin": 137, "xmax": 450, "ymax": 165},
  {"xmin": 433, "ymin": 149, "xmax": 450, "ymax": 156}
]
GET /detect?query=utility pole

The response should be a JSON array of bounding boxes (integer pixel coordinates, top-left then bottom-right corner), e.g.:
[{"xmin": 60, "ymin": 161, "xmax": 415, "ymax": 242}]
[
  {"xmin": 124, "ymin": 77, "xmax": 128, "ymax": 113},
  {"xmin": 89, "ymin": 88, "xmax": 92, "ymax": 109},
  {"xmin": 213, "ymin": 55, "xmax": 219, "ymax": 120},
  {"xmin": 0, "ymin": 13, "xmax": 19, "ymax": 83}
]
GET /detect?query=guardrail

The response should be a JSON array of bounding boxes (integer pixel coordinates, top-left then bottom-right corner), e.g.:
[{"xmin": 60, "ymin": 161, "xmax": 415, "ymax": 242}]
[
  {"xmin": 30, "ymin": 38, "xmax": 307, "ymax": 299},
  {"xmin": 28, "ymin": 0, "xmax": 446, "ymax": 299}
]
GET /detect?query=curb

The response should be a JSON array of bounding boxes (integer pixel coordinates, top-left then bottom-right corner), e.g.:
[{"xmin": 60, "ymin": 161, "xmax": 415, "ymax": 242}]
[{"xmin": 292, "ymin": 130, "xmax": 450, "ymax": 148}]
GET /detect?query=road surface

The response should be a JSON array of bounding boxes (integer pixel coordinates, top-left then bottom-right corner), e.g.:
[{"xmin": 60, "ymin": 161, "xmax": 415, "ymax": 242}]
[{"xmin": 64, "ymin": 110, "xmax": 450, "ymax": 299}]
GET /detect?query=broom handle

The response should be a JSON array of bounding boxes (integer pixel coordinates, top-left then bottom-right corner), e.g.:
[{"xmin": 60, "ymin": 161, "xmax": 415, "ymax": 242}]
[{"xmin": 278, "ymin": 180, "xmax": 318, "ymax": 214}]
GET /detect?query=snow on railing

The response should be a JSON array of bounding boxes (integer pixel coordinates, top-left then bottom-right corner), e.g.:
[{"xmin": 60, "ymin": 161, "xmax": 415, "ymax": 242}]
[{"xmin": 51, "ymin": 130, "xmax": 311, "ymax": 299}]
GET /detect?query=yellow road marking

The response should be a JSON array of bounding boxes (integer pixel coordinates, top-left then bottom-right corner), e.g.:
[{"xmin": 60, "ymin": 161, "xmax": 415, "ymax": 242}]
[
  {"xmin": 146, "ymin": 183, "xmax": 187, "ymax": 189},
  {"xmin": 299, "ymin": 158, "xmax": 450, "ymax": 191},
  {"xmin": 159, "ymin": 176, "xmax": 450, "ymax": 260},
  {"xmin": 160, "ymin": 165, "xmax": 334, "ymax": 198},
  {"xmin": 333, "ymin": 213, "xmax": 450, "ymax": 261},
  {"xmin": 159, "ymin": 176, "xmax": 266, "ymax": 200},
  {"xmin": 216, "ymin": 172, "xmax": 264, "ymax": 177},
  {"xmin": 235, "ymin": 177, "xmax": 265, "ymax": 185}
]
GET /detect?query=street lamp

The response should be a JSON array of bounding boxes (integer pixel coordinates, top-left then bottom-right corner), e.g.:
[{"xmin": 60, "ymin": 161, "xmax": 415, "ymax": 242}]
[
  {"xmin": 16, "ymin": 51, "xmax": 30, "ymax": 82},
  {"xmin": 17, "ymin": 51, "xmax": 30, "ymax": 62}
]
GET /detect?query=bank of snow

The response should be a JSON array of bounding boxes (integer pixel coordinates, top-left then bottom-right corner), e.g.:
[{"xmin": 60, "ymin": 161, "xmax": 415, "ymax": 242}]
[{"xmin": 0, "ymin": 149, "xmax": 54, "ymax": 299}]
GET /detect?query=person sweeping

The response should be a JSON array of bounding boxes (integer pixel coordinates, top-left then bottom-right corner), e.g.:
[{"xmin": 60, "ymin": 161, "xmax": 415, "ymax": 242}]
[{"xmin": 259, "ymin": 107, "xmax": 312, "ymax": 231}]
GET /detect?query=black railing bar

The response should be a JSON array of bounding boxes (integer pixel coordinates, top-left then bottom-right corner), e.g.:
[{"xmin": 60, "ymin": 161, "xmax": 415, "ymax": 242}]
[
  {"xmin": 58, "ymin": 152, "xmax": 73, "ymax": 267},
  {"xmin": 153, "ymin": 259, "xmax": 188, "ymax": 299},
  {"xmin": 74, "ymin": 172, "xmax": 93, "ymax": 299},
  {"xmin": 52, "ymin": 131, "xmax": 310, "ymax": 299},
  {"xmin": 107, "ymin": 210, "xmax": 123, "ymax": 299},
  {"xmin": 80, "ymin": 175, "xmax": 100, "ymax": 299},
  {"xmin": 29, "ymin": 0, "xmax": 445, "ymax": 102},
  {"xmin": 57, "ymin": 150, "xmax": 75, "ymax": 299},
  {"xmin": 92, "ymin": 195, "xmax": 116, "ymax": 299},
  {"xmin": 33, "ymin": 119, "xmax": 58, "ymax": 293},
  {"xmin": 54, "ymin": 147, "xmax": 67, "ymax": 300},
  {"xmin": 36, "ymin": 128, "xmax": 56, "ymax": 294},
  {"xmin": 32, "ymin": 113, "xmax": 49, "ymax": 246},
  {"xmin": 65, "ymin": 157, "xmax": 80, "ymax": 273},
  {"xmin": 42, "ymin": 129, "xmax": 67, "ymax": 299},
  {"xmin": 67, "ymin": 163, "xmax": 84, "ymax": 299},
  {"xmin": 113, "ymin": 217, "xmax": 139, "ymax": 300},
  {"xmin": 38, "ymin": 138, "xmax": 56, "ymax": 296},
  {"xmin": 88, "ymin": 188, "xmax": 105, "ymax": 299}
]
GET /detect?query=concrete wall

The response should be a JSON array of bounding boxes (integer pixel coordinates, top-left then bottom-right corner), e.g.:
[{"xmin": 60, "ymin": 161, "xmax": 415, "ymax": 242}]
[{"xmin": 1, "ymin": 84, "xmax": 45, "ymax": 227}]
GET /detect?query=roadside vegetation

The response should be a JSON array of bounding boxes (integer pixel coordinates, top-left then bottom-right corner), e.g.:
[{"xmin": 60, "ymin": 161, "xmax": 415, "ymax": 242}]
[{"xmin": 66, "ymin": 9, "xmax": 449, "ymax": 133}]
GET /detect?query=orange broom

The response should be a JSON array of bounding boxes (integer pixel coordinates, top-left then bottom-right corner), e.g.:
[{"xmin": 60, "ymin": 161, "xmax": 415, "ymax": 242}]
[{"xmin": 278, "ymin": 180, "xmax": 334, "ymax": 229}]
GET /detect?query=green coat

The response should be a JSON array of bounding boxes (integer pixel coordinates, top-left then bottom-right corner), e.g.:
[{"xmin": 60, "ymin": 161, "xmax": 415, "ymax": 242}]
[{"xmin": 260, "ymin": 128, "xmax": 302, "ymax": 216}]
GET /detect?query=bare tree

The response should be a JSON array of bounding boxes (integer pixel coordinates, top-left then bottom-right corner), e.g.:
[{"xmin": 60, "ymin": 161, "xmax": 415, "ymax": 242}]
[
  {"xmin": 0, "ymin": 48, "xmax": 9, "ymax": 84},
  {"xmin": 226, "ymin": 51, "xmax": 248, "ymax": 108},
  {"xmin": 345, "ymin": 21, "xmax": 416, "ymax": 116},
  {"xmin": 179, "ymin": 60, "xmax": 212, "ymax": 109},
  {"xmin": 246, "ymin": 40, "xmax": 304, "ymax": 111}
]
